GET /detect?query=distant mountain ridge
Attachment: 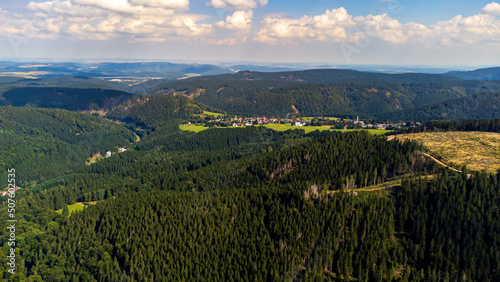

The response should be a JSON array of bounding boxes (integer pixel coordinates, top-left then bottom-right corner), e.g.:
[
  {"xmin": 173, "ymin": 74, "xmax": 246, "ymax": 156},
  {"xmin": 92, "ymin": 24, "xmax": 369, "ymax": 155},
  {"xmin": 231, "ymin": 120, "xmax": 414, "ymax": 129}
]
[
  {"xmin": 446, "ymin": 67, "xmax": 500, "ymax": 80},
  {"xmin": 178, "ymin": 69, "xmax": 461, "ymax": 84}
]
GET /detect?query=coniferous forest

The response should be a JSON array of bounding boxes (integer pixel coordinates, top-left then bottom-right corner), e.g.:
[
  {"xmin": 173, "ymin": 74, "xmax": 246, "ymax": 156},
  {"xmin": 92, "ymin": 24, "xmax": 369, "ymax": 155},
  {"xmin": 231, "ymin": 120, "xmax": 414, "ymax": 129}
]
[
  {"xmin": 0, "ymin": 70, "xmax": 499, "ymax": 281},
  {"xmin": 1, "ymin": 105, "xmax": 499, "ymax": 281}
]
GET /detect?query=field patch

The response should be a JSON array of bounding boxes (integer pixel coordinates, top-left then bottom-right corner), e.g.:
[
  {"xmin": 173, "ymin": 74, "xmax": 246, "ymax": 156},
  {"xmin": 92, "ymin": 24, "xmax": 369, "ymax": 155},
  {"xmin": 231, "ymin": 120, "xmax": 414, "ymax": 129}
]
[
  {"xmin": 179, "ymin": 124, "xmax": 209, "ymax": 132},
  {"xmin": 55, "ymin": 202, "xmax": 97, "ymax": 215},
  {"xmin": 395, "ymin": 132, "xmax": 500, "ymax": 173},
  {"xmin": 263, "ymin": 124, "xmax": 391, "ymax": 134},
  {"xmin": 202, "ymin": 111, "xmax": 224, "ymax": 117}
]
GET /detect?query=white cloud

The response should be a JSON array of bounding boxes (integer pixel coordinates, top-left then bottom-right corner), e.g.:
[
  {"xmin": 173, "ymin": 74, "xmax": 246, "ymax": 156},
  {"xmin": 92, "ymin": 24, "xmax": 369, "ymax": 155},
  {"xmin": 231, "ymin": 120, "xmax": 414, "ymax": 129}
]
[
  {"xmin": 481, "ymin": 2, "xmax": 500, "ymax": 15},
  {"xmin": 216, "ymin": 10, "xmax": 253, "ymax": 30},
  {"xmin": 255, "ymin": 8, "xmax": 353, "ymax": 43},
  {"xmin": 255, "ymin": 3, "xmax": 500, "ymax": 46},
  {"xmin": 3, "ymin": 0, "xmax": 500, "ymax": 48},
  {"xmin": 209, "ymin": 0, "xmax": 267, "ymax": 10},
  {"xmin": 128, "ymin": 0, "xmax": 189, "ymax": 9},
  {"xmin": 14, "ymin": 0, "xmax": 213, "ymax": 41}
]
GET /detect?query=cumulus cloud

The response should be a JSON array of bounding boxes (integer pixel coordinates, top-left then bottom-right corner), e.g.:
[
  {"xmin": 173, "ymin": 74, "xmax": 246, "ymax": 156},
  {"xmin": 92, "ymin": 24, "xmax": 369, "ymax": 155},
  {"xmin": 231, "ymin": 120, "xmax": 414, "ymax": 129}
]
[
  {"xmin": 13, "ymin": 0, "xmax": 213, "ymax": 41},
  {"xmin": 481, "ymin": 2, "xmax": 500, "ymax": 15},
  {"xmin": 216, "ymin": 10, "xmax": 253, "ymax": 30},
  {"xmin": 255, "ymin": 3, "xmax": 500, "ymax": 46},
  {"xmin": 209, "ymin": 0, "xmax": 267, "ymax": 10},
  {"xmin": 3, "ymin": 0, "xmax": 500, "ymax": 47},
  {"xmin": 255, "ymin": 8, "xmax": 353, "ymax": 44}
]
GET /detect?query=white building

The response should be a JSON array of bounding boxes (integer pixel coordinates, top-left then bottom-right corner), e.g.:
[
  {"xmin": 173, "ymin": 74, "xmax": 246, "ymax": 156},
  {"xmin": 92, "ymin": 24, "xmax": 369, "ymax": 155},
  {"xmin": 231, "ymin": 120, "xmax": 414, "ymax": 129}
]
[{"xmin": 106, "ymin": 151, "xmax": 111, "ymax": 158}]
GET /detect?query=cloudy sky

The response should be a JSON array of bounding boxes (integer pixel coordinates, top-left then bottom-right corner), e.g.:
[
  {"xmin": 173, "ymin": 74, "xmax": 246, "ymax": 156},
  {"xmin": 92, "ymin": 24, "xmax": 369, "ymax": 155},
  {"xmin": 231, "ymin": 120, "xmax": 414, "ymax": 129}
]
[{"xmin": 1, "ymin": 0, "xmax": 499, "ymax": 66}]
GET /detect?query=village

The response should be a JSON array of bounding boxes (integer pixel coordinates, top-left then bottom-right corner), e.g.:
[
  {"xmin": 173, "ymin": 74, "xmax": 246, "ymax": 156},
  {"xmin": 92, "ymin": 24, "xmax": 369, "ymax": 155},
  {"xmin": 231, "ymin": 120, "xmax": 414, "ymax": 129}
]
[{"xmin": 189, "ymin": 115, "xmax": 420, "ymax": 130}]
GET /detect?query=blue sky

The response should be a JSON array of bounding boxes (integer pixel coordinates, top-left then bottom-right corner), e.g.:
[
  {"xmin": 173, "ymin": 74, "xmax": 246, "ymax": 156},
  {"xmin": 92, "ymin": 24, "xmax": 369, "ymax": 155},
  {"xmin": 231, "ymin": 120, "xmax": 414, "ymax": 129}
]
[{"xmin": 0, "ymin": 0, "xmax": 499, "ymax": 66}]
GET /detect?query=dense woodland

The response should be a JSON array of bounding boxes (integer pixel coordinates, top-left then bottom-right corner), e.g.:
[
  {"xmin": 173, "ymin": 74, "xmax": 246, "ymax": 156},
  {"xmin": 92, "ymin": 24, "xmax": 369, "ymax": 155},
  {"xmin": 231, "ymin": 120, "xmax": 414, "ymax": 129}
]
[
  {"xmin": 149, "ymin": 78, "xmax": 500, "ymax": 119},
  {"xmin": 391, "ymin": 118, "xmax": 500, "ymax": 134},
  {"xmin": 1, "ymin": 69, "xmax": 500, "ymax": 280},
  {"xmin": 2, "ymin": 117, "xmax": 499, "ymax": 281},
  {"xmin": 0, "ymin": 87, "xmax": 132, "ymax": 111},
  {"xmin": 0, "ymin": 107, "xmax": 135, "ymax": 186}
]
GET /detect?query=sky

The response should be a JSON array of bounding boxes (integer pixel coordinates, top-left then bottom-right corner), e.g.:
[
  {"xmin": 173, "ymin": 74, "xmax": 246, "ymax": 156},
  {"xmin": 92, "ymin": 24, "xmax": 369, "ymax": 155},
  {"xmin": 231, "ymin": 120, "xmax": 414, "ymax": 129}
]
[{"xmin": 0, "ymin": 0, "xmax": 500, "ymax": 67}]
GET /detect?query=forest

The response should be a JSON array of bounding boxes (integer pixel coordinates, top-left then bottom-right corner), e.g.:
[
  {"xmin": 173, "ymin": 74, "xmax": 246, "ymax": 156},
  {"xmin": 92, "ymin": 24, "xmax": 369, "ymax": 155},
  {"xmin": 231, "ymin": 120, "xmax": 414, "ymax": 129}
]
[
  {"xmin": 148, "ymin": 78, "xmax": 500, "ymax": 119},
  {"xmin": 0, "ymin": 107, "xmax": 135, "ymax": 186},
  {"xmin": 0, "ymin": 69, "xmax": 499, "ymax": 281},
  {"xmin": 1, "ymin": 112, "xmax": 498, "ymax": 280}
]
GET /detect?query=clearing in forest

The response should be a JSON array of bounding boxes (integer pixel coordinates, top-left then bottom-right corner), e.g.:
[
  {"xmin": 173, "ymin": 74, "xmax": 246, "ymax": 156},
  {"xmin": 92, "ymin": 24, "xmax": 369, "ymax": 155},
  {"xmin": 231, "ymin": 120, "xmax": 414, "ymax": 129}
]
[{"xmin": 395, "ymin": 131, "xmax": 500, "ymax": 173}]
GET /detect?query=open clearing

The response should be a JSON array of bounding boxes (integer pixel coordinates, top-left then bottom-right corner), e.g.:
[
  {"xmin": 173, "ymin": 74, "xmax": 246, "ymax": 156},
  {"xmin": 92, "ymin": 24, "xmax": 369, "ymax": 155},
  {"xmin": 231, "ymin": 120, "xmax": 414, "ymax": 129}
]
[
  {"xmin": 203, "ymin": 111, "xmax": 224, "ymax": 117},
  {"xmin": 263, "ymin": 124, "xmax": 391, "ymax": 134},
  {"xmin": 395, "ymin": 132, "xmax": 500, "ymax": 173},
  {"xmin": 179, "ymin": 124, "xmax": 209, "ymax": 132},
  {"xmin": 55, "ymin": 202, "xmax": 97, "ymax": 215},
  {"xmin": 179, "ymin": 123, "xmax": 392, "ymax": 135}
]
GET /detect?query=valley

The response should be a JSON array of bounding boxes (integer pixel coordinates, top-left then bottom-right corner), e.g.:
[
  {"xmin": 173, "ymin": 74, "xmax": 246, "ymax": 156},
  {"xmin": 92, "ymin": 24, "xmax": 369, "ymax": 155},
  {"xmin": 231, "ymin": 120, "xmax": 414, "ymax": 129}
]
[{"xmin": 0, "ymin": 65, "xmax": 499, "ymax": 281}]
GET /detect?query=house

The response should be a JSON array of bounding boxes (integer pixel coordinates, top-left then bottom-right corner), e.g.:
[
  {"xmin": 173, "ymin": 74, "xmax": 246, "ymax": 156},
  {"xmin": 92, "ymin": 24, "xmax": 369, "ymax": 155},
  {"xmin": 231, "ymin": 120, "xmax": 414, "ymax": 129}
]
[
  {"xmin": 106, "ymin": 151, "xmax": 112, "ymax": 158},
  {"xmin": 1, "ymin": 191, "xmax": 7, "ymax": 196},
  {"xmin": 294, "ymin": 122, "xmax": 305, "ymax": 126},
  {"xmin": 118, "ymin": 147, "xmax": 129, "ymax": 153}
]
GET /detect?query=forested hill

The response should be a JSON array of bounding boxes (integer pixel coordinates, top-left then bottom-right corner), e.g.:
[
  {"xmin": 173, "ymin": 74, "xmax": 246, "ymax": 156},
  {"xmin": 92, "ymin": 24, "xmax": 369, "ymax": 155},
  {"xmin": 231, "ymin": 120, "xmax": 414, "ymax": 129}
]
[
  {"xmin": 446, "ymin": 67, "xmax": 500, "ymax": 80},
  {"xmin": 105, "ymin": 94, "xmax": 215, "ymax": 131},
  {"xmin": 0, "ymin": 107, "xmax": 135, "ymax": 186},
  {"xmin": 0, "ymin": 87, "xmax": 133, "ymax": 111},
  {"xmin": 148, "ymin": 78, "xmax": 500, "ymax": 118},
  {"xmin": 4, "ymin": 126, "xmax": 499, "ymax": 281},
  {"xmin": 381, "ymin": 92, "xmax": 500, "ymax": 121},
  {"xmin": 173, "ymin": 69, "xmax": 462, "ymax": 84}
]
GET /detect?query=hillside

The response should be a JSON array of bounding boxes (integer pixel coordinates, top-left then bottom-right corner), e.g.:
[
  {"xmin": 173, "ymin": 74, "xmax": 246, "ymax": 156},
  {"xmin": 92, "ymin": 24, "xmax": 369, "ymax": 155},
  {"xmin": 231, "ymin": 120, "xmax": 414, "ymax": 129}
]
[
  {"xmin": 105, "ymin": 94, "xmax": 213, "ymax": 131},
  {"xmin": 0, "ymin": 107, "xmax": 135, "ymax": 185},
  {"xmin": 176, "ymin": 69, "xmax": 461, "ymax": 84},
  {"xmin": 395, "ymin": 131, "xmax": 500, "ymax": 173},
  {"xmin": 0, "ymin": 87, "xmax": 133, "ymax": 111},
  {"xmin": 148, "ymin": 78, "xmax": 500, "ymax": 118},
  {"xmin": 447, "ymin": 67, "xmax": 500, "ymax": 80},
  {"xmin": 382, "ymin": 92, "xmax": 500, "ymax": 121},
  {"xmin": 3, "ymin": 125, "xmax": 498, "ymax": 281}
]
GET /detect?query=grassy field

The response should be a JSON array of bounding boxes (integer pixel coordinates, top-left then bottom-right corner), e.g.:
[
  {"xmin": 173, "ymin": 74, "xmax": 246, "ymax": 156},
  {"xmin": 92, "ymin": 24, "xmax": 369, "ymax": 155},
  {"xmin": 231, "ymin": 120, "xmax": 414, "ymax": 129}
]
[
  {"xmin": 263, "ymin": 124, "xmax": 335, "ymax": 133},
  {"xmin": 263, "ymin": 124, "xmax": 391, "ymax": 134},
  {"xmin": 202, "ymin": 111, "xmax": 225, "ymax": 117},
  {"xmin": 55, "ymin": 202, "xmax": 97, "ymax": 215},
  {"xmin": 396, "ymin": 132, "xmax": 500, "ymax": 173},
  {"xmin": 179, "ymin": 124, "xmax": 209, "ymax": 132},
  {"xmin": 179, "ymin": 123, "xmax": 392, "ymax": 135}
]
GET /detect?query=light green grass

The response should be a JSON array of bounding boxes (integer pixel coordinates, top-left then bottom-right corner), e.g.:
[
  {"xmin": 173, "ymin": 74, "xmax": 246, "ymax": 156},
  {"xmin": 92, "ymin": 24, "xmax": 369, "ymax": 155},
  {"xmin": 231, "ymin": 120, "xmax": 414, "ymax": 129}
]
[
  {"xmin": 262, "ymin": 124, "xmax": 392, "ymax": 135},
  {"xmin": 263, "ymin": 123, "xmax": 332, "ymax": 133},
  {"xmin": 179, "ymin": 124, "xmax": 209, "ymax": 132},
  {"xmin": 55, "ymin": 203, "xmax": 85, "ymax": 215},
  {"xmin": 203, "ymin": 111, "xmax": 225, "ymax": 117},
  {"xmin": 56, "ymin": 201, "xmax": 98, "ymax": 215},
  {"xmin": 347, "ymin": 129, "xmax": 392, "ymax": 135}
]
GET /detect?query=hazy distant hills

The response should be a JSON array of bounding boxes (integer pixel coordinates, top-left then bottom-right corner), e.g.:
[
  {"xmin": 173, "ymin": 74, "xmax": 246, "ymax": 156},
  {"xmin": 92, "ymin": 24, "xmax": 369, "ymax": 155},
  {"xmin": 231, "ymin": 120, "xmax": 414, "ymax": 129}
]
[
  {"xmin": 177, "ymin": 69, "xmax": 461, "ymax": 84},
  {"xmin": 446, "ymin": 67, "xmax": 500, "ymax": 80},
  {"xmin": 0, "ymin": 61, "xmax": 233, "ymax": 79}
]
